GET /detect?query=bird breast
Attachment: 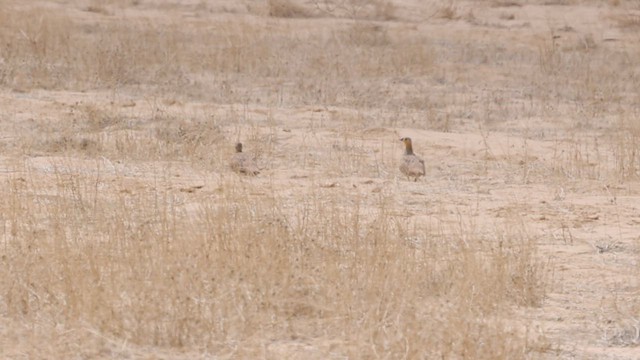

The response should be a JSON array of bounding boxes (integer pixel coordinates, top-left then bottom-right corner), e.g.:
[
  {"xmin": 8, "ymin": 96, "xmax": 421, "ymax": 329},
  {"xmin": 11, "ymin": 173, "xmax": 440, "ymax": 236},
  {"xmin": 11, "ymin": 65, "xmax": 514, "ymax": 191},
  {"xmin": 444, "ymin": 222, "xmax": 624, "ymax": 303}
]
[
  {"xmin": 400, "ymin": 154, "xmax": 425, "ymax": 176},
  {"xmin": 230, "ymin": 153, "xmax": 260, "ymax": 175}
]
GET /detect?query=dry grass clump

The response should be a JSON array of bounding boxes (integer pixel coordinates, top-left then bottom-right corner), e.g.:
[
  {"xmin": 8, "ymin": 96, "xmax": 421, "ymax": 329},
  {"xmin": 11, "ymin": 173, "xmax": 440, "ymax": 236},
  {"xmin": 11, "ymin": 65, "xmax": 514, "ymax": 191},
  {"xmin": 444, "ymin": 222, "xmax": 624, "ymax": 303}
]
[
  {"xmin": 611, "ymin": 13, "xmax": 640, "ymax": 30},
  {"xmin": 611, "ymin": 116, "xmax": 640, "ymax": 179},
  {"xmin": 491, "ymin": 0, "xmax": 523, "ymax": 6},
  {"xmin": 341, "ymin": 22, "xmax": 391, "ymax": 47},
  {"xmin": 85, "ymin": 4, "xmax": 112, "ymax": 15},
  {"xmin": 83, "ymin": 0, "xmax": 141, "ymax": 14},
  {"xmin": 0, "ymin": 166, "xmax": 546, "ymax": 357},
  {"xmin": 435, "ymin": 1, "xmax": 462, "ymax": 20},
  {"xmin": 267, "ymin": 0, "xmax": 314, "ymax": 18},
  {"xmin": 311, "ymin": 0, "xmax": 397, "ymax": 20},
  {"xmin": 12, "ymin": 103, "xmax": 228, "ymax": 168},
  {"xmin": 36, "ymin": 134, "xmax": 103, "ymax": 157}
]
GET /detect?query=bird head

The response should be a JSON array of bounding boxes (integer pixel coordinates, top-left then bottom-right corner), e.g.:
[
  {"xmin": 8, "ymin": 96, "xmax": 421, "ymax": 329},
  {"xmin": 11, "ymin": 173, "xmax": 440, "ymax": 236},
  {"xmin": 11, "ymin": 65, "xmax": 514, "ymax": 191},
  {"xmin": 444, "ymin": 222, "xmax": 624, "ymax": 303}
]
[{"xmin": 400, "ymin": 137, "xmax": 414, "ymax": 154}]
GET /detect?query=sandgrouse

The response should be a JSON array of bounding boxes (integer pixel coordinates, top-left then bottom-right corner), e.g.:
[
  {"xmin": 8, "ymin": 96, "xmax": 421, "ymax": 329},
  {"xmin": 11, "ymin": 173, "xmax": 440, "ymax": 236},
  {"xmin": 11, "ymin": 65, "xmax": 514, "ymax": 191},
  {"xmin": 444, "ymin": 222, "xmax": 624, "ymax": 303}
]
[
  {"xmin": 230, "ymin": 142, "xmax": 260, "ymax": 176},
  {"xmin": 399, "ymin": 137, "xmax": 425, "ymax": 182}
]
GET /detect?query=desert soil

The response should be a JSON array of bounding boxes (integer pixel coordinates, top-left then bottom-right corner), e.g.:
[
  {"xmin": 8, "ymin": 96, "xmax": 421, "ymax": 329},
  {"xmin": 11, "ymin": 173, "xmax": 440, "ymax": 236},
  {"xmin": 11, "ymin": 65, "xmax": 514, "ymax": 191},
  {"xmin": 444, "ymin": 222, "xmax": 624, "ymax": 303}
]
[{"xmin": 1, "ymin": 0, "xmax": 640, "ymax": 359}]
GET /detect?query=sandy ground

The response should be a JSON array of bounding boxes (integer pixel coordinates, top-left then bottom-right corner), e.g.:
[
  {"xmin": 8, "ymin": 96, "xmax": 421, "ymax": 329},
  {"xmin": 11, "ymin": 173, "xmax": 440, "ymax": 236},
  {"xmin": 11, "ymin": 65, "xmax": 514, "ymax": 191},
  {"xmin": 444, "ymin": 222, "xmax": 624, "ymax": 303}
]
[
  {"xmin": 3, "ymin": 90, "xmax": 640, "ymax": 359},
  {"xmin": 2, "ymin": 0, "xmax": 640, "ymax": 358}
]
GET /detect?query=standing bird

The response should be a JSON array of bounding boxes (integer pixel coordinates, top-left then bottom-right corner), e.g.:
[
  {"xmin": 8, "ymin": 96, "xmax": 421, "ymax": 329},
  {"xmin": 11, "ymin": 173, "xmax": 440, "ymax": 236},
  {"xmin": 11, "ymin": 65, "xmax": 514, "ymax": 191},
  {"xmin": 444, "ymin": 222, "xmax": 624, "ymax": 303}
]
[
  {"xmin": 399, "ymin": 137, "xmax": 425, "ymax": 182},
  {"xmin": 230, "ymin": 142, "xmax": 260, "ymax": 176}
]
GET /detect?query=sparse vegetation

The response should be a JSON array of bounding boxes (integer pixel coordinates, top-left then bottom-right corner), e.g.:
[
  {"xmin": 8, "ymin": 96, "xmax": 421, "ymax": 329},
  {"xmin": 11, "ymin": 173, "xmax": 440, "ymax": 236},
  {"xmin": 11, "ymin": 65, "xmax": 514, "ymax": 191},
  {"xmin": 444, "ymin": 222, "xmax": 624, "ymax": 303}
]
[
  {"xmin": 0, "ymin": 168, "xmax": 545, "ymax": 357},
  {"xmin": 1, "ymin": 0, "xmax": 640, "ymax": 358}
]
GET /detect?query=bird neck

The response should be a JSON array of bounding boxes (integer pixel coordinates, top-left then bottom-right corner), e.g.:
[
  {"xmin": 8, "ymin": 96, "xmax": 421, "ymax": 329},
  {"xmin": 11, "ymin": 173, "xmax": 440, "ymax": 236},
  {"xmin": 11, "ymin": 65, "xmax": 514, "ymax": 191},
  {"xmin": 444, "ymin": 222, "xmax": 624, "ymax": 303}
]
[{"xmin": 405, "ymin": 144, "xmax": 414, "ymax": 155}]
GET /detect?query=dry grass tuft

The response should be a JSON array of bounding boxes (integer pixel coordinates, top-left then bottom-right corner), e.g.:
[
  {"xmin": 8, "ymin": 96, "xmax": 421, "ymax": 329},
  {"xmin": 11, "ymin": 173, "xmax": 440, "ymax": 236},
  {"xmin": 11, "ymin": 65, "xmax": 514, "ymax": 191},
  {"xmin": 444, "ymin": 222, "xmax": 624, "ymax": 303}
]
[
  {"xmin": 436, "ymin": 2, "xmax": 461, "ymax": 20},
  {"xmin": 612, "ymin": 13, "xmax": 640, "ymax": 30},
  {"xmin": 267, "ymin": 0, "xmax": 314, "ymax": 18},
  {"xmin": 492, "ymin": 0, "xmax": 523, "ymax": 6},
  {"xmin": 611, "ymin": 116, "xmax": 640, "ymax": 179},
  {"xmin": 308, "ymin": 0, "xmax": 397, "ymax": 20},
  {"xmin": 372, "ymin": 0, "xmax": 397, "ymax": 20}
]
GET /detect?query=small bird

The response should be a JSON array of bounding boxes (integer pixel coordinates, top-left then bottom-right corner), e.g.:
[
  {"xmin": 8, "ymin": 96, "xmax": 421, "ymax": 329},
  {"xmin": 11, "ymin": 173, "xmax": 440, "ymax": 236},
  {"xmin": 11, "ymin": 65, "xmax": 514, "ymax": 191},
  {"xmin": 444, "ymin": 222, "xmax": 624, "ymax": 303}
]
[
  {"xmin": 230, "ymin": 142, "xmax": 260, "ymax": 176},
  {"xmin": 399, "ymin": 137, "xmax": 425, "ymax": 182}
]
